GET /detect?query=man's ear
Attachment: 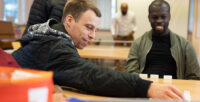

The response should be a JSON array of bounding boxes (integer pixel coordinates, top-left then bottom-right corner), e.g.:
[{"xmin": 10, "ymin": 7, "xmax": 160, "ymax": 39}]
[{"xmin": 65, "ymin": 15, "xmax": 74, "ymax": 28}]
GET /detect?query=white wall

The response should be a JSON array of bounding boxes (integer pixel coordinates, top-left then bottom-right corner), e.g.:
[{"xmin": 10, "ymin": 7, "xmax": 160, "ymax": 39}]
[
  {"xmin": 117, "ymin": 0, "xmax": 189, "ymax": 39},
  {"xmin": 18, "ymin": 0, "xmax": 34, "ymax": 24},
  {"xmin": 94, "ymin": 0, "xmax": 112, "ymax": 29},
  {"xmin": 25, "ymin": 0, "xmax": 34, "ymax": 24}
]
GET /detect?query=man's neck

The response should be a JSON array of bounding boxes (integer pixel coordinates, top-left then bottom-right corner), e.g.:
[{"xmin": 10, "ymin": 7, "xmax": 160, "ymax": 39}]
[{"xmin": 152, "ymin": 30, "xmax": 169, "ymax": 37}]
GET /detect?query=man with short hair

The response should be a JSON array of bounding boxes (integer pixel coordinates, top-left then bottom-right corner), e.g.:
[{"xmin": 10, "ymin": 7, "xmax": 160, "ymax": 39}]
[
  {"xmin": 12, "ymin": 0, "xmax": 183, "ymax": 99},
  {"xmin": 126, "ymin": 0, "xmax": 200, "ymax": 79},
  {"xmin": 111, "ymin": 2, "xmax": 136, "ymax": 46},
  {"xmin": 0, "ymin": 48, "xmax": 20, "ymax": 67}
]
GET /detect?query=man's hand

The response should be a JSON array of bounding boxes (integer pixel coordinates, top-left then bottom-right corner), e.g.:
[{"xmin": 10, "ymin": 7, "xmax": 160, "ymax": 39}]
[
  {"xmin": 147, "ymin": 83, "xmax": 184, "ymax": 100},
  {"xmin": 53, "ymin": 93, "xmax": 67, "ymax": 102},
  {"xmin": 113, "ymin": 35, "xmax": 118, "ymax": 40},
  {"xmin": 128, "ymin": 31, "xmax": 134, "ymax": 40},
  {"xmin": 129, "ymin": 31, "xmax": 134, "ymax": 36}
]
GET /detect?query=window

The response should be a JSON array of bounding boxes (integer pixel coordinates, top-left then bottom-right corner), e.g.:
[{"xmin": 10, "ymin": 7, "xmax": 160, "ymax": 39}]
[
  {"xmin": 197, "ymin": 0, "xmax": 200, "ymax": 37},
  {"xmin": 111, "ymin": 0, "xmax": 117, "ymax": 19},
  {"xmin": 188, "ymin": 0, "xmax": 200, "ymax": 37},
  {"xmin": 3, "ymin": 0, "xmax": 29, "ymax": 24},
  {"xmin": 3, "ymin": 0, "xmax": 18, "ymax": 23},
  {"xmin": 188, "ymin": 0, "xmax": 194, "ymax": 34},
  {"xmin": 93, "ymin": 0, "xmax": 116, "ymax": 30}
]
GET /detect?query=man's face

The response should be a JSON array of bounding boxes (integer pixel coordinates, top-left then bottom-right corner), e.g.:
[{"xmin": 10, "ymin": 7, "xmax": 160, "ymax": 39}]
[
  {"xmin": 121, "ymin": 3, "xmax": 128, "ymax": 16},
  {"xmin": 149, "ymin": 7, "xmax": 170, "ymax": 36},
  {"xmin": 68, "ymin": 10, "xmax": 100, "ymax": 49}
]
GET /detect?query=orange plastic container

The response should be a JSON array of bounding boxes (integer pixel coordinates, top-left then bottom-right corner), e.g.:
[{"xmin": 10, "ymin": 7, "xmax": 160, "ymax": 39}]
[{"xmin": 0, "ymin": 66, "xmax": 54, "ymax": 102}]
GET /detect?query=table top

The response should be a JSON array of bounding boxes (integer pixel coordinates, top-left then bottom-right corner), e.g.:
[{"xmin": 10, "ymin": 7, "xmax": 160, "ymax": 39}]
[
  {"xmin": 77, "ymin": 45, "xmax": 130, "ymax": 60},
  {"xmin": 92, "ymin": 40, "xmax": 133, "ymax": 43},
  {"xmin": 6, "ymin": 44, "xmax": 130, "ymax": 60},
  {"xmin": 64, "ymin": 79, "xmax": 200, "ymax": 101}
]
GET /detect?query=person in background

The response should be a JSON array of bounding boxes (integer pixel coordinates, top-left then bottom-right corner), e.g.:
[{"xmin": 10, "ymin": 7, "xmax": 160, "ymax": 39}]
[
  {"xmin": 126, "ymin": 0, "xmax": 200, "ymax": 79},
  {"xmin": 23, "ymin": 0, "xmax": 67, "ymax": 35},
  {"xmin": 12, "ymin": 0, "xmax": 183, "ymax": 100},
  {"xmin": 0, "ymin": 48, "xmax": 20, "ymax": 68},
  {"xmin": 111, "ymin": 2, "xmax": 137, "ymax": 69},
  {"xmin": 111, "ymin": 2, "xmax": 137, "ymax": 46}
]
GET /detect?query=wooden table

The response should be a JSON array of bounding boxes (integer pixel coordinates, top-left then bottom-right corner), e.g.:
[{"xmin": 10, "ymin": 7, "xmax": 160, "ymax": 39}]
[
  {"xmin": 77, "ymin": 45, "xmax": 130, "ymax": 60},
  {"xmin": 64, "ymin": 79, "xmax": 200, "ymax": 101},
  {"xmin": 92, "ymin": 40, "xmax": 133, "ymax": 44}
]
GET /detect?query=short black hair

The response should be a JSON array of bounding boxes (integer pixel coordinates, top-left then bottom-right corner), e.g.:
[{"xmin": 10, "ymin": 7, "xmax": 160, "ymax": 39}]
[{"xmin": 149, "ymin": 0, "xmax": 170, "ymax": 13}]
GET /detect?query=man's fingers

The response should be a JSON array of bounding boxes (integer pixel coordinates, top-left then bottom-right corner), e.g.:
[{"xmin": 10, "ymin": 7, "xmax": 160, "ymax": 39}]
[
  {"xmin": 170, "ymin": 86, "xmax": 184, "ymax": 99},
  {"xmin": 147, "ymin": 83, "xmax": 184, "ymax": 100},
  {"xmin": 166, "ymin": 89, "xmax": 182, "ymax": 100}
]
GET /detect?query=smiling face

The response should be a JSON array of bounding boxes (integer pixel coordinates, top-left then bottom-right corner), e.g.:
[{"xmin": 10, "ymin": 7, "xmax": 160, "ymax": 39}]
[
  {"xmin": 149, "ymin": 4, "xmax": 170, "ymax": 36},
  {"xmin": 65, "ymin": 10, "xmax": 100, "ymax": 49}
]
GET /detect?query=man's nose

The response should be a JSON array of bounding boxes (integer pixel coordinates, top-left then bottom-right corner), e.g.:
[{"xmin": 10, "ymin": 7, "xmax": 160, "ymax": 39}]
[
  {"xmin": 89, "ymin": 31, "xmax": 95, "ymax": 39},
  {"xmin": 156, "ymin": 17, "xmax": 163, "ymax": 23}
]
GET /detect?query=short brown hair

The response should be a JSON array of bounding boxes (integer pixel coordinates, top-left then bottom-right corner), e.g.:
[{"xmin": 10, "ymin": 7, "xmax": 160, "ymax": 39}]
[{"xmin": 61, "ymin": 0, "xmax": 101, "ymax": 23}]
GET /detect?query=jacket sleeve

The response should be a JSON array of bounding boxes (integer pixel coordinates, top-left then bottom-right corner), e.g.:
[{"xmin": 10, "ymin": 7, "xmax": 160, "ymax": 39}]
[
  {"xmin": 47, "ymin": 0, "xmax": 67, "ymax": 22},
  {"xmin": 23, "ymin": 0, "xmax": 52, "ymax": 36},
  {"xmin": 185, "ymin": 41, "xmax": 200, "ymax": 80},
  {"xmin": 26, "ymin": 0, "xmax": 50, "ymax": 28},
  {"xmin": 46, "ymin": 43, "xmax": 151, "ymax": 97},
  {"xmin": 126, "ymin": 41, "xmax": 140, "ymax": 74}
]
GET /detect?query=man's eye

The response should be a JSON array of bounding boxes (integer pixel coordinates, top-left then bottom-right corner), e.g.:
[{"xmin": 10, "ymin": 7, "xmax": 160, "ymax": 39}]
[
  {"xmin": 88, "ymin": 27, "xmax": 92, "ymax": 30},
  {"xmin": 86, "ymin": 26, "xmax": 93, "ymax": 30},
  {"xmin": 152, "ymin": 16, "xmax": 158, "ymax": 20},
  {"xmin": 161, "ymin": 16, "xmax": 166, "ymax": 19}
]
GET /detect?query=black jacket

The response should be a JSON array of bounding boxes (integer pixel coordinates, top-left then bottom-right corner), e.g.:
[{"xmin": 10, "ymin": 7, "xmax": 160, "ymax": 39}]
[
  {"xmin": 12, "ymin": 19, "xmax": 151, "ymax": 97},
  {"xmin": 24, "ymin": 0, "xmax": 67, "ymax": 35}
]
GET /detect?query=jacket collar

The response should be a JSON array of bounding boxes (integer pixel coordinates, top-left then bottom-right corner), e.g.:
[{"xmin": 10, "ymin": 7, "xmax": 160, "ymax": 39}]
[{"xmin": 147, "ymin": 29, "xmax": 178, "ymax": 48}]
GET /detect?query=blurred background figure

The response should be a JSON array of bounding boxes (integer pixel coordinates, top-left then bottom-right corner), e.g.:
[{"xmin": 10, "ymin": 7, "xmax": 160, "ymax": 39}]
[
  {"xmin": 111, "ymin": 2, "xmax": 137, "ymax": 46},
  {"xmin": 23, "ymin": 0, "xmax": 67, "ymax": 35}
]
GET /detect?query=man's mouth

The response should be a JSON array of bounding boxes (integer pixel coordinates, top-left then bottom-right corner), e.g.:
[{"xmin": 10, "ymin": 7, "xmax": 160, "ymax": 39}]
[
  {"xmin": 82, "ymin": 38, "xmax": 90, "ymax": 46},
  {"xmin": 155, "ymin": 26, "xmax": 164, "ymax": 31},
  {"xmin": 83, "ymin": 38, "xmax": 87, "ymax": 41}
]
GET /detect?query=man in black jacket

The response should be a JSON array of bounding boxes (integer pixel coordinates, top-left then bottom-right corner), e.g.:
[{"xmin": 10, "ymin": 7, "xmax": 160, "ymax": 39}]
[{"xmin": 13, "ymin": 0, "xmax": 183, "ymax": 100}]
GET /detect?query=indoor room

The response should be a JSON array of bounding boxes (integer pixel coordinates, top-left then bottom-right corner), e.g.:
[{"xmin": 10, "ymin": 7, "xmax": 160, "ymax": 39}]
[{"xmin": 0, "ymin": 0, "xmax": 200, "ymax": 102}]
